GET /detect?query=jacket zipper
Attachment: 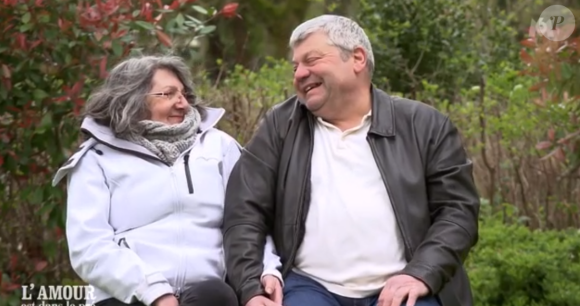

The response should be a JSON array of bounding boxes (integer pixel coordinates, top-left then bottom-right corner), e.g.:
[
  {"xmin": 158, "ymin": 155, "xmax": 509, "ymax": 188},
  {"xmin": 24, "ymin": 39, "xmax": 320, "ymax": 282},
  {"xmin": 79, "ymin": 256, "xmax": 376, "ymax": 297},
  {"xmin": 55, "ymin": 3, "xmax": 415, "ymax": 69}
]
[
  {"xmin": 283, "ymin": 114, "xmax": 315, "ymax": 277},
  {"xmin": 183, "ymin": 153, "xmax": 194, "ymax": 194},
  {"xmin": 118, "ymin": 238, "xmax": 130, "ymax": 249},
  {"xmin": 366, "ymin": 135, "xmax": 414, "ymax": 258},
  {"xmin": 169, "ymin": 166, "xmax": 185, "ymax": 300}
]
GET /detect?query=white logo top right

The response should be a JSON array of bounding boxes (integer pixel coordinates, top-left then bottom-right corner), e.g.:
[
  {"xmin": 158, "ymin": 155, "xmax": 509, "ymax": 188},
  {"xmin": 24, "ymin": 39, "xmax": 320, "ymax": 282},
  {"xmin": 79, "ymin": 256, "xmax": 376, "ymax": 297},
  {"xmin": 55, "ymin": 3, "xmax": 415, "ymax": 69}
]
[{"xmin": 530, "ymin": 5, "xmax": 576, "ymax": 41}]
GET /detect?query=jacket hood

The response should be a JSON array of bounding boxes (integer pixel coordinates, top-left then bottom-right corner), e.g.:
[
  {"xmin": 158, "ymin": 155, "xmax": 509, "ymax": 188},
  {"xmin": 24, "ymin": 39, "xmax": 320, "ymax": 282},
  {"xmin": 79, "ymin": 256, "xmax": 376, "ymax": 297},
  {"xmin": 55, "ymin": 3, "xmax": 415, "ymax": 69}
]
[{"xmin": 79, "ymin": 106, "xmax": 226, "ymax": 159}]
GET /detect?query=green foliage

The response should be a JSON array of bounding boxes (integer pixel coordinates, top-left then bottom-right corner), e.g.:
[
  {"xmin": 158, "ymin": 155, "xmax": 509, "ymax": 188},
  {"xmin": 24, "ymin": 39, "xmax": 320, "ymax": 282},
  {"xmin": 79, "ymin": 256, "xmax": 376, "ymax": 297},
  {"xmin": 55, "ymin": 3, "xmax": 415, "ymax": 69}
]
[
  {"xmin": 195, "ymin": 57, "xmax": 294, "ymax": 145},
  {"xmin": 357, "ymin": 0, "xmax": 521, "ymax": 104},
  {"xmin": 467, "ymin": 212, "xmax": 580, "ymax": 306},
  {"xmin": 519, "ymin": 32, "xmax": 580, "ymax": 175},
  {"xmin": 445, "ymin": 63, "xmax": 571, "ymax": 149},
  {"xmin": 430, "ymin": 61, "xmax": 577, "ymax": 227},
  {"xmin": 357, "ymin": 0, "xmax": 478, "ymax": 101}
]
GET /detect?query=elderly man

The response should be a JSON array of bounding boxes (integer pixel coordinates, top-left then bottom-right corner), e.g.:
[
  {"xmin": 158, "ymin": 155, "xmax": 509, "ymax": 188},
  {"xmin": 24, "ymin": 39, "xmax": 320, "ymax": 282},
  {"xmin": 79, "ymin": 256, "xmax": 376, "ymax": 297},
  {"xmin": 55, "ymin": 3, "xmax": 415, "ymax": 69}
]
[{"xmin": 222, "ymin": 14, "xmax": 480, "ymax": 306}]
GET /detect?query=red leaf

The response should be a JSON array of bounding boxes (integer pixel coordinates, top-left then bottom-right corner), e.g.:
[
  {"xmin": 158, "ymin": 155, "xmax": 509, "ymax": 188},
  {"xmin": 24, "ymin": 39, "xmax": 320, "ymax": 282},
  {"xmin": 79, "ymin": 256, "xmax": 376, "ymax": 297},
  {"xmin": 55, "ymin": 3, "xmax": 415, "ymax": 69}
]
[
  {"xmin": 111, "ymin": 29, "xmax": 127, "ymax": 39},
  {"xmin": 2, "ymin": 283, "xmax": 20, "ymax": 292},
  {"xmin": 540, "ymin": 87, "xmax": 548, "ymax": 101},
  {"xmin": 68, "ymin": 79, "xmax": 85, "ymax": 97},
  {"xmin": 1, "ymin": 64, "xmax": 10, "ymax": 79},
  {"xmin": 99, "ymin": 57, "xmax": 108, "ymax": 79},
  {"xmin": 95, "ymin": 29, "xmax": 104, "ymax": 41},
  {"xmin": 80, "ymin": 6, "xmax": 102, "ymax": 25},
  {"xmin": 220, "ymin": 2, "xmax": 238, "ymax": 18},
  {"xmin": 55, "ymin": 227, "xmax": 63, "ymax": 239},
  {"xmin": 1, "ymin": 22, "xmax": 15, "ymax": 35},
  {"xmin": 52, "ymin": 96, "xmax": 69, "ymax": 103},
  {"xmin": 58, "ymin": 18, "xmax": 72, "ymax": 31},
  {"xmin": 30, "ymin": 39, "xmax": 42, "ymax": 49},
  {"xmin": 539, "ymin": 63, "xmax": 551, "ymax": 74},
  {"xmin": 557, "ymin": 130, "xmax": 580, "ymax": 145},
  {"xmin": 541, "ymin": 147, "xmax": 566, "ymax": 162},
  {"xmin": 532, "ymin": 98, "xmax": 545, "ymax": 107},
  {"xmin": 1, "ymin": 78, "xmax": 11, "ymax": 91},
  {"xmin": 520, "ymin": 49, "xmax": 533, "ymax": 64},
  {"xmin": 141, "ymin": 2, "xmax": 153, "ymax": 21},
  {"xmin": 156, "ymin": 30, "xmax": 172, "ymax": 47},
  {"xmin": 9, "ymin": 255, "xmax": 17, "ymax": 270},
  {"xmin": 520, "ymin": 38, "xmax": 536, "ymax": 48},
  {"xmin": 536, "ymin": 141, "xmax": 552, "ymax": 150},
  {"xmin": 34, "ymin": 261, "xmax": 47, "ymax": 272},
  {"xmin": 529, "ymin": 81, "xmax": 547, "ymax": 92},
  {"xmin": 554, "ymin": 147, "xmax": 566, "ymax": 162},
  {"xmin": 547, "ymin": 128, "xmax": 555, "ymax": 141},
  {"xmin": 0, "ymin": 156, "xmax": 3, "ymax": 167},
  {"xmin": 15, "ymin": 33, "xmax": 27, "ymax": 51}
]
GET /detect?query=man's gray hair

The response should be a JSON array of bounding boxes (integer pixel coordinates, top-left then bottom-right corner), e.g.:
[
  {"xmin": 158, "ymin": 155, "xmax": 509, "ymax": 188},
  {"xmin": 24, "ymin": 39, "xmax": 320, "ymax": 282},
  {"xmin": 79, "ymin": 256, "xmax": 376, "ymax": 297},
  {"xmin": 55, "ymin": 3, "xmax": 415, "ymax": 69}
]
[
  {"xmin": 82, "ymin": 54, "xmax": 206, "ymax": 138},
  {"xmin": 289, "ymin": 15, "xmax": 374, "ymax": 75}
]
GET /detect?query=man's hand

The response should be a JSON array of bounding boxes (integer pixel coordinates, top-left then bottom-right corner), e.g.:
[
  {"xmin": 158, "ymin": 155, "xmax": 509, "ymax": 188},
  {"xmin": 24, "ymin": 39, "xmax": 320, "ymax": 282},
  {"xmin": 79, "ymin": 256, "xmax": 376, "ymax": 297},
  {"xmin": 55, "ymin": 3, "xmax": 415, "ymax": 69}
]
[
  {"xmin": 377, "ymin": 274, "xmax": 429, "ymax": 306},
  {"xmin": 245, "ymin": 295, "xmax": 280, "ymax": 306},
  {"xmin": 152, "ymin": 294, "xmax": 179, "ymax": 306},
  {"xmin": 262, "ymin": 275, "xmax": 283, "ymax": 304}
]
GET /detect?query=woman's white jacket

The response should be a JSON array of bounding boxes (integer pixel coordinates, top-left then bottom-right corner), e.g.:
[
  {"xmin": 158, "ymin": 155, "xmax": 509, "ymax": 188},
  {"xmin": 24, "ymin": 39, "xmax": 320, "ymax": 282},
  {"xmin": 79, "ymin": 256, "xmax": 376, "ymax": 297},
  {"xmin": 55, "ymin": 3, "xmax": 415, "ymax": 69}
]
[{"xmin": 52, "ymin": 107, "xmax": 282, "ymax": 305}]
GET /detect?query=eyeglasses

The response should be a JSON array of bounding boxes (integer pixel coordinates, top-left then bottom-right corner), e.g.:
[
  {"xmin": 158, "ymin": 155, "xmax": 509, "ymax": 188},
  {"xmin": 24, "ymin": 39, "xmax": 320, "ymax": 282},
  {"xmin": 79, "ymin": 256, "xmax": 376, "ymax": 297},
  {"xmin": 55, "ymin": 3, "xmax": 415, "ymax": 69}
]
[{"xmin": 147, "ymin": 88, "xmax": 195, "ymax": 101}]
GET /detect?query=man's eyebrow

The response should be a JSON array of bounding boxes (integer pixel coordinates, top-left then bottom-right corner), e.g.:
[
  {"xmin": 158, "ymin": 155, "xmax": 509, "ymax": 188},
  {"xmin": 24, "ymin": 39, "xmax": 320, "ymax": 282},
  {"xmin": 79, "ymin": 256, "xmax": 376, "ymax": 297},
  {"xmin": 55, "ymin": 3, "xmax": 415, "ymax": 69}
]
[{"xmin": 292, "ymin": 50, "xmax": 324, "ymax": 64}]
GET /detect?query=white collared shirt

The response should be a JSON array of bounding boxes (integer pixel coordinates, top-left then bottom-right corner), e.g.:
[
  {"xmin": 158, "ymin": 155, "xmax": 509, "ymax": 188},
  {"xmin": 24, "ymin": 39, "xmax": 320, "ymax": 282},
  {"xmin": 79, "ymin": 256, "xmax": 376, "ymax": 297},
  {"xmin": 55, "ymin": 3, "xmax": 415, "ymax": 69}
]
[{"xmin": 293, "ymin": 111, "xmax": 407, "ymax": 297}]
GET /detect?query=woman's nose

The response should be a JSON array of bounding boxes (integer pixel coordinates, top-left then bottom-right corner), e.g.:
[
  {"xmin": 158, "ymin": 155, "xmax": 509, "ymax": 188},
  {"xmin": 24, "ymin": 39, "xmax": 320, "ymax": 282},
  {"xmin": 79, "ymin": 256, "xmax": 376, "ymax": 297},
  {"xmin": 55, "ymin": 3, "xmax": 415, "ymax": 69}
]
[{"xmin": 174, "ymin": 95, "xmax": 188, "ymax": 108}]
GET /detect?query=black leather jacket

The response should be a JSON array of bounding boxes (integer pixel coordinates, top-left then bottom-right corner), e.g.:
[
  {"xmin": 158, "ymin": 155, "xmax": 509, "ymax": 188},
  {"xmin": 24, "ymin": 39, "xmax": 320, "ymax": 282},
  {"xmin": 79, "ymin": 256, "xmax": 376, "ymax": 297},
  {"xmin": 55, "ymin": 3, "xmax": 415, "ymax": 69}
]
[{"xmin": 222, "ymin": 86, "xmax": 480, "ymax": 306}]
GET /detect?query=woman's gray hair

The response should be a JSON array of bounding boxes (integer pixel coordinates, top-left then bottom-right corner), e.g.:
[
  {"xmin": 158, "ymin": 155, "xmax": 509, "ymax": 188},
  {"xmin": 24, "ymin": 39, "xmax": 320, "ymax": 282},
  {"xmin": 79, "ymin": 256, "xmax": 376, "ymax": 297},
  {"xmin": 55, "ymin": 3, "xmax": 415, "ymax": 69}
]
[
  {"xmin": 289, "ymin": 15, "xmax": 374, "ymax": 76},
  {"xmin": 81, "ymin": 54, "xmax": 206, "ymax": 138}
]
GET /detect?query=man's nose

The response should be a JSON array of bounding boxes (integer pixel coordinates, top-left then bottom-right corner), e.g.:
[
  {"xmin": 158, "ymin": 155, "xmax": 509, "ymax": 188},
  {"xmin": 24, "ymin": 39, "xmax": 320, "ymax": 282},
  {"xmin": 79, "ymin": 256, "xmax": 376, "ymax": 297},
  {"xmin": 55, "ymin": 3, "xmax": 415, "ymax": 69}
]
[{"xmin": 293, "ymin": 65, "xmax": 310, "ymax": 83}]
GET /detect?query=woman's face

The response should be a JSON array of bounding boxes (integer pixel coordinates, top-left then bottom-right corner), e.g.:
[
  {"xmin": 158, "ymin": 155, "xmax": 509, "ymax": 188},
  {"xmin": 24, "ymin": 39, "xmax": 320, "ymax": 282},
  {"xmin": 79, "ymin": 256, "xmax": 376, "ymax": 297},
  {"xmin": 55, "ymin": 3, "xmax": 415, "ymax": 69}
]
[{"xmin": 147, "ymin": 69, "xmax": 190, "ymax": 125}]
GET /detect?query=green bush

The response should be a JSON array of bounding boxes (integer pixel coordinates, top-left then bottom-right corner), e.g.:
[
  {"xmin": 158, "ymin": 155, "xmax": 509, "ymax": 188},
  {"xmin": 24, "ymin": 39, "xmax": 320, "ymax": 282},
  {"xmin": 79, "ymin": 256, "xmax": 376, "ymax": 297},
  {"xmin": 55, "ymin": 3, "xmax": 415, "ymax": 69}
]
[
  {"xmin": 195, "ymin": 57, "xmax": 294, "ymax": 145},
  {"xmin": 466, "ymin": 213, "xmax": 580, "ymax": 306}
]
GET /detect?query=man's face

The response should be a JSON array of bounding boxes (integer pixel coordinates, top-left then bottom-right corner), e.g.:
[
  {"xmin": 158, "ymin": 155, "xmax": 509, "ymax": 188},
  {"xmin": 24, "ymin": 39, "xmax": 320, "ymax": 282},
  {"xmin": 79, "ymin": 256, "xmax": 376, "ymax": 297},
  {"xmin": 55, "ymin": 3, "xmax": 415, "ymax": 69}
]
[{"xmin": 291, "ymin": 31, "xmax": 356, "ymax": 115}]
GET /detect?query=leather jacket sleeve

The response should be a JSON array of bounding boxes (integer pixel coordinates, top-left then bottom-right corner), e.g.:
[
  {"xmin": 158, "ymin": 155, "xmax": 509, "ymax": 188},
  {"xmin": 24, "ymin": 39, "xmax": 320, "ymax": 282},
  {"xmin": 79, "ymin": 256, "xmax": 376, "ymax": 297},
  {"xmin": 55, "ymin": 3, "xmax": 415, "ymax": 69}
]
[
  {"xmin": 400, "ymin": 116, "xmax": 480, "ymax": 294},
  {"xmin": 222, "ymin": 110, "xmax": 282, "ymax": 306}
]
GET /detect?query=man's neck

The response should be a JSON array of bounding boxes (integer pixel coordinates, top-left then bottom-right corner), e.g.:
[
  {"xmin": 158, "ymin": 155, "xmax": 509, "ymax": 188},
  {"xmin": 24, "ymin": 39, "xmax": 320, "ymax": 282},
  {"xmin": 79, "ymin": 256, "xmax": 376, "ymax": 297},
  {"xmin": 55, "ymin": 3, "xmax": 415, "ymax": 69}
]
[{"xmin": 323, "ymin": 87, "xmax": 372, "ymax": 131}]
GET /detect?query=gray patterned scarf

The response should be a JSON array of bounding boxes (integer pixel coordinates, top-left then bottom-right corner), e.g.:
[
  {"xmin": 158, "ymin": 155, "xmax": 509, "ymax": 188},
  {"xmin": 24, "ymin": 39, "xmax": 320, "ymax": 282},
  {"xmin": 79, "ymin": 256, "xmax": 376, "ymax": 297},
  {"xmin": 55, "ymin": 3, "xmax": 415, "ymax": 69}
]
[{"xmin": 128, "ymin": 106, "xmax": 201, "ymax": 165}]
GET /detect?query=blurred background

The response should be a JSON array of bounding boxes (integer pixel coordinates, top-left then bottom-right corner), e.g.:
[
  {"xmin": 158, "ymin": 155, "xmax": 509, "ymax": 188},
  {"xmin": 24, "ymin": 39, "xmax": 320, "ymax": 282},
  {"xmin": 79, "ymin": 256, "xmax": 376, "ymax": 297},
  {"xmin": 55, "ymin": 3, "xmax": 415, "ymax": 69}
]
[{"xmin": 1, "ymin": 0, "xmax": 580, "ymax": 305}]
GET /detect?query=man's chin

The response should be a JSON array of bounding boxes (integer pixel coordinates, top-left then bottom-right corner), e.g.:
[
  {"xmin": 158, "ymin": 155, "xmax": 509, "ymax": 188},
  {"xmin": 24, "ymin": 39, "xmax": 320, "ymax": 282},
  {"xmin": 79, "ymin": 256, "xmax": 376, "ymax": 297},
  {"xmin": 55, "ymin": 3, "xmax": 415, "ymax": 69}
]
[
  {"xmin": 305, "ymin": 101, "xmax": 326, "ymax": 113},
  {"xmin": 296, "ymin": 95, "xmax": 325, "ymax": 112}
]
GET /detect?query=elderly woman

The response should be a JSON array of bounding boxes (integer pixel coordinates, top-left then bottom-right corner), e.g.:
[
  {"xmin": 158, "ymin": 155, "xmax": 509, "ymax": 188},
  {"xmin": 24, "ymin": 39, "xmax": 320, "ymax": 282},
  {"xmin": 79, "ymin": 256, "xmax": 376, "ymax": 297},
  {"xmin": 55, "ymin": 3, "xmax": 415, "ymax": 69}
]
[{"xmin": 52, "ymin": 55, "xmax": 283, "ymax": 306}]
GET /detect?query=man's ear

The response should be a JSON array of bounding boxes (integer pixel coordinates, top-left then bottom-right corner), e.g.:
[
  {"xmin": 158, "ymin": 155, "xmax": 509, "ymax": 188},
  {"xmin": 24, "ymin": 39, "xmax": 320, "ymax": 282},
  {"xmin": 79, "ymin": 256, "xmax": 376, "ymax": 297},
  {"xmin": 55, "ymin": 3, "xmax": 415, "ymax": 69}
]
[{"xmin": 352, "ymin": 46, "xmax": 367, "ymax": 74}]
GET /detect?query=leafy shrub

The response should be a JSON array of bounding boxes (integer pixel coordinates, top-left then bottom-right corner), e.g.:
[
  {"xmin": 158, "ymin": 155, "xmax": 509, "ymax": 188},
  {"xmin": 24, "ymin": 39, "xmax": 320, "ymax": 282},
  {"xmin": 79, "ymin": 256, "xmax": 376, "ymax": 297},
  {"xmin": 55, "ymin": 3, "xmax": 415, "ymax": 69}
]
[
  {"xmin": 467, "ymin": 213, "xmax": 580, "ymax": 306},
  {"xmin": 423, "ymin": 61, "xmax": 578, "ymax": 229},
  {"xmin": 195, "ymin": 57, "xmax": 294, "ymax": 145},
  {"xmin": 520, "ymin": 32, "xmax": 580, "ymax": 175}
]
